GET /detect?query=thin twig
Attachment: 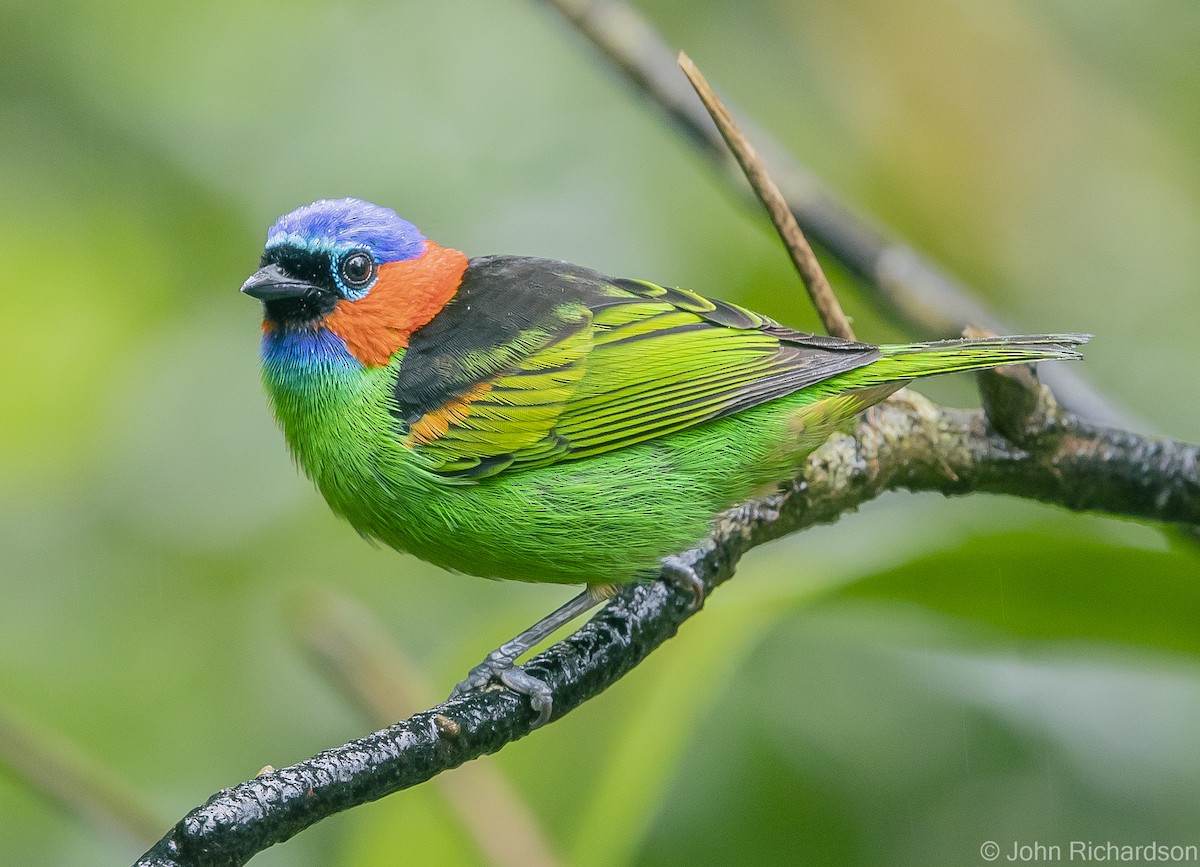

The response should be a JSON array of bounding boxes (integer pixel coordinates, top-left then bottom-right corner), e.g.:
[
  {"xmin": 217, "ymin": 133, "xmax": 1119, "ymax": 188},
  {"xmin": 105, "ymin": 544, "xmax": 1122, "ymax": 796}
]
[
  {"xmin": 538, "ymin": 0, "xmax": 1136, "ymax": 429},
  {"xmin": 677, "ymin": 52, "xmax": 855, "ymax": 341},
  {"xmin": 0, "ymin": 702, "xmax": 163, "ymax": 850}
]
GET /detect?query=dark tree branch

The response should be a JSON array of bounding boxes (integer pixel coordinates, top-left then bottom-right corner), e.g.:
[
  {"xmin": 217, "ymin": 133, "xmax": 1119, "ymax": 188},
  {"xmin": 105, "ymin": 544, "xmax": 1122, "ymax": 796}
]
[
  {"xmin": 136, "ymin": 378, "xmax": 1199, "ymax": 865},
  {"xmin": 539, "ymin": 0, "xmax": 1136, "ymax": 429},
  {"xmin": 293, "ymin": 591, "xmax": 561, "ymax": 867}
]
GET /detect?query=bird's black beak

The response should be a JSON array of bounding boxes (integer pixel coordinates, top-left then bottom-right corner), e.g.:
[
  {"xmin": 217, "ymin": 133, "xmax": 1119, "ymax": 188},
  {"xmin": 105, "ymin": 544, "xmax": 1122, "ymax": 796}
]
[{"xmin": 240, "ymin": 263, "xmax": 318, "ymax": 301}]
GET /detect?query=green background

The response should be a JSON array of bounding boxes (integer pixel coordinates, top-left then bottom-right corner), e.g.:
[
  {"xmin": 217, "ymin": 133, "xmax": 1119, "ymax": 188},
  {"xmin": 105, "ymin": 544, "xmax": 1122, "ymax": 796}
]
[{"xmin": 2, "ymin": 0, "xmax": 1198, "ymax": 864}]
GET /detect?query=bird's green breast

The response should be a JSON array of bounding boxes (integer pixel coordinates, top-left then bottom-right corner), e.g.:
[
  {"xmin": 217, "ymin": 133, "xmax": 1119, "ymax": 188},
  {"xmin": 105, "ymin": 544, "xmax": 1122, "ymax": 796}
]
[{"xmin": 261, "ymin": 328, "xmax": 427, "ymax": 534}]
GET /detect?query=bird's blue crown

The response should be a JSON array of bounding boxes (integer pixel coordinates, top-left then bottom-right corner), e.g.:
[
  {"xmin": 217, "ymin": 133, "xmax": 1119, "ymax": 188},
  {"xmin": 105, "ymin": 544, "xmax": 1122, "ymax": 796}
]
[{"xmin": 266, "ymin": 198, "xmax": 426, "ymax": 262}]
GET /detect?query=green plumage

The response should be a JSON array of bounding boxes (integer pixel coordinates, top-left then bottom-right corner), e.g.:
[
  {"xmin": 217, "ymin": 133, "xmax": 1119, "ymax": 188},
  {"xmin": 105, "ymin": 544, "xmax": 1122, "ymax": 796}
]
[{"xmin": 261, "ymin": 255, "xmax": 1085, "ymax": 586}]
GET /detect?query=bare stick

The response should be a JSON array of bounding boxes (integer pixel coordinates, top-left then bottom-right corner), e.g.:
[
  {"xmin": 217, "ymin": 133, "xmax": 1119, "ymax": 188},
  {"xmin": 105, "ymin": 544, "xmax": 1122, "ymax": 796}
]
[{"xmin": 678, "ymin": 52, "xmax": 856, "ymax": 342}]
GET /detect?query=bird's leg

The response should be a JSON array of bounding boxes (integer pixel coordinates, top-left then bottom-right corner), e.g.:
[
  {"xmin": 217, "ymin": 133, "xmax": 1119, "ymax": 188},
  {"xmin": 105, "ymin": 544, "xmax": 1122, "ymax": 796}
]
[{"xmin": 451, "ymin": 583, "xmax": 614, "ymax": 727}]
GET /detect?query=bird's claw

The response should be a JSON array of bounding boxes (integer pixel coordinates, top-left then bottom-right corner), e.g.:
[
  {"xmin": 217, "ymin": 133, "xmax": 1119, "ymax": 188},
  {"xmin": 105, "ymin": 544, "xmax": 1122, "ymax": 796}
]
[
  {"xmin": 450, "ymin": 651, "xmax": 554, "ymax": 728},
  {"xmin": 450, "ymin": 663, "xmax": 497, "ymax": 699},
  {"xmin": 498, "ymin": 667, "xmax": 553, "ymax": 727},
  {"xmin": 661, "ymin": 554, "xmax": 706, "ymax": 611}
]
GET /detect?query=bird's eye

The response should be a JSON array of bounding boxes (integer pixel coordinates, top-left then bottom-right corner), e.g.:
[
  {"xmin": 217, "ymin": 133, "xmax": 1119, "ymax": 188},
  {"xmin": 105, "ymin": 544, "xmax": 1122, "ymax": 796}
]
[{"xmin": 338, "ymin": 250, "xmax": 376, "ymax": 291}]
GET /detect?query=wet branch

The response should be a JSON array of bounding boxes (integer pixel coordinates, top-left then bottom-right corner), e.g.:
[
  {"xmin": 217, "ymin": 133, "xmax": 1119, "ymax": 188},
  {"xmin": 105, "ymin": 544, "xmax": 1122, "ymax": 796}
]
[{"xmin": 135, "ymin": 375, "xmax": 1198, "ymax": 865}]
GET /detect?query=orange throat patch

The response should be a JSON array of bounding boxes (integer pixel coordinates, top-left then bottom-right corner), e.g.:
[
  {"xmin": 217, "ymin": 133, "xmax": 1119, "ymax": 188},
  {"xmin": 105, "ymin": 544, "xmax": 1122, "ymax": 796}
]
[{"xmin": 325, "ymin": 240, "xmax": 468, "ymax": 367}]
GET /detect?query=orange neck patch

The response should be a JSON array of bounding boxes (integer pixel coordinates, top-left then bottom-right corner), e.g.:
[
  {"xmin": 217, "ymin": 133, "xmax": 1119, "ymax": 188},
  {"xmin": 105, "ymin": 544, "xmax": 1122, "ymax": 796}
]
[{"xmin": 325, "ymin": 241, "xmax": 468, "ymax": 367}]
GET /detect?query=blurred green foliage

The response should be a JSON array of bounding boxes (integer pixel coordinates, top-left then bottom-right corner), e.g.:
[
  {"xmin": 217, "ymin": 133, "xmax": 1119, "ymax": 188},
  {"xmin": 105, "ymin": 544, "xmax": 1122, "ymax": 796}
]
[{"xmin": 0, "ymin": 0, "xmax": 1197, "ymax": 864}]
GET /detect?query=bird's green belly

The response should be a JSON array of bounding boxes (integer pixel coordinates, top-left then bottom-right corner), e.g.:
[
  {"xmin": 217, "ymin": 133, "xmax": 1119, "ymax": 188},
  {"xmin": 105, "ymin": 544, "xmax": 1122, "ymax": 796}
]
[
  {"xmin": 344, "ymin": 431, "xmax": 779, "ymax": 585},
  {"xmin": 401, "ymin": 451, "xmax": 742, "ymax": 584}
]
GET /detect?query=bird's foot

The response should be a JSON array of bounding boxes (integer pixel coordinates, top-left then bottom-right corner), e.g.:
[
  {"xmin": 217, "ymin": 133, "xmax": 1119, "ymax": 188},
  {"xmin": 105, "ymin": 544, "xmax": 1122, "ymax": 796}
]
[
  {"xmin": 661, "ymin": 554, "xmax": 706, "ymax": 611},
  {"xmin": 448, "ymin": 586, "xmax": 611, "ymax": 728},
  {"xmin": 451, "ymin": 650, "xmax": 554, "ymax": 727},
  {"xmin": 451, "ymin": 571, "xmax": 691, "ymax": 726}
]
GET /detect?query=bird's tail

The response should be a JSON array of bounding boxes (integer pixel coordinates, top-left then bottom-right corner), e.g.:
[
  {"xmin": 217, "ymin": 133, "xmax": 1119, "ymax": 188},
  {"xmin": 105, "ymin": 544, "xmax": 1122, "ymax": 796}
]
[
  {"xmin": 854, "ymin": 333, "xmax": 1090, "ymax": 385},
  {"xmin": 775, "ymin": 333, "xmax": 1087, "ymax": 465}
]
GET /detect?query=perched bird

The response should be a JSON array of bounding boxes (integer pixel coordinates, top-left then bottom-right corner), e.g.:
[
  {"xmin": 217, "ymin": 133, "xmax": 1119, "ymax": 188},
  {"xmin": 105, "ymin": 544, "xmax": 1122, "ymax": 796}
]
[{"xmin": 242, "ymin": 197, "xmax": 1086, "ymax": 724}]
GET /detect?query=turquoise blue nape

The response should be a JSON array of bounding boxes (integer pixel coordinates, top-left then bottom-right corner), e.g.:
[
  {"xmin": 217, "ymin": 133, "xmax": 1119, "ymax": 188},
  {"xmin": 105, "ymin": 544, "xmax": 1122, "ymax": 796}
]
[{"xmin": 266, "ymin": 198, "xmax": 427, "ymax": 264}]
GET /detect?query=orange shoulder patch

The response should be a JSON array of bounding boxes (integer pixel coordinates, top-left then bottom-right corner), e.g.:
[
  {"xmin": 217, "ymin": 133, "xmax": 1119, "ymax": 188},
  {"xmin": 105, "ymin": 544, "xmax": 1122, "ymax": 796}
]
[
  {"xmin": 325, "ymin": 240, "xmax": 468, "ymax": 367},
  {"xmin": 406, "ymin": 382, "xmax": 494, "ymax": 446}
]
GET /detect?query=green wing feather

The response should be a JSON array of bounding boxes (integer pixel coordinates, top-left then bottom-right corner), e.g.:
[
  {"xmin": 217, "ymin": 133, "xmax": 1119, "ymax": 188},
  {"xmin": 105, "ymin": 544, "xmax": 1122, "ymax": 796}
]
[{"xmin": 398, "ymin": 258, "xmax": 878, "ymax": 480}]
